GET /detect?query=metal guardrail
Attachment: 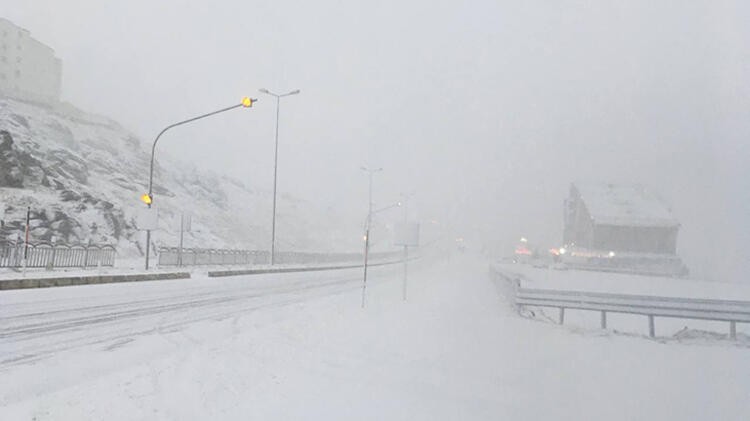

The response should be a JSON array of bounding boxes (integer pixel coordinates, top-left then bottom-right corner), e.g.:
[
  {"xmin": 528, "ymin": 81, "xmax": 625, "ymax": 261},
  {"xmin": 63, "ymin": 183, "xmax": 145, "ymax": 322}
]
[
  {"xmin": 157, "ymin": 248, "xmax": 269, "ymax": 266},
  {"xmin": 157, "ymin": 246, "xmax": 400, "ymax": 268},
  {"xmin": 270, "ymin": 251, "xmax": 399, "ymax": 265},
  {"xmin": 0, "ymin": 243, "xmax": 116, "ymax": 268},
  {"xmin": 561, "ymin": 253, "xmax": 688, "ymax": 278},
  {"xmin": 496, "ymin": 269, "xmax": 749, "ymax": 340}
]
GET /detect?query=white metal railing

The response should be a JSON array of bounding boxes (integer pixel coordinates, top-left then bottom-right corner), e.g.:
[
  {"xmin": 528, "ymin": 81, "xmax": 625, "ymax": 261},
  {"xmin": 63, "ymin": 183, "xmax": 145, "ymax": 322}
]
[
  {"xmin": 494, "ymin": 268, "xmax": 749, "ymax": 340},
  {"xmin": 157, "ymin": 246, "xmax": 400, "ymax": 268},
  {"xmin": 0, "ymin": 242, "xmax": 116, "ymax": 268}
]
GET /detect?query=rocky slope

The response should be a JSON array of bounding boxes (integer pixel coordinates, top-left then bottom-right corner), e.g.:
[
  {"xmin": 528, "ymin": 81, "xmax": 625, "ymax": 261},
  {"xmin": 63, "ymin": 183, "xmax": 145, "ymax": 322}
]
[{"xmin": 0, "ymin": 96, "xmax": 360, "ymax": 258}]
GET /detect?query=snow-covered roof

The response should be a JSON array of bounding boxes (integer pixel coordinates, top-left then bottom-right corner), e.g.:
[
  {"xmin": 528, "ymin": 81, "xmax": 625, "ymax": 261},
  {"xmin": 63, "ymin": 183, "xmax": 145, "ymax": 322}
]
[{"xmin": 573, "ymin": 182, "xmax": 679, "ymax": 228}]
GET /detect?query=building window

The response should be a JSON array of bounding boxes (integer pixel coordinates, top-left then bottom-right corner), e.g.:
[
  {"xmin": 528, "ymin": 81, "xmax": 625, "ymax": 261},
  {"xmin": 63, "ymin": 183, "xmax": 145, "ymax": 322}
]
[{"xmin": 15, "ymin": 69, "xmax": 20, "ymax": 78}]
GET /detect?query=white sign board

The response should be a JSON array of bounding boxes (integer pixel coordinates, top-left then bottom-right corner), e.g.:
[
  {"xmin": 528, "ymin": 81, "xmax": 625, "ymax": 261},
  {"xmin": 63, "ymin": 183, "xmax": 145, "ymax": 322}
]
[
  {"xmin": 136, "ymin": 207, "xmax": 158, "ymax": 231},
  {"xmin": 394, "ymin": 222, "xmax": 420, "ymax": 246}
]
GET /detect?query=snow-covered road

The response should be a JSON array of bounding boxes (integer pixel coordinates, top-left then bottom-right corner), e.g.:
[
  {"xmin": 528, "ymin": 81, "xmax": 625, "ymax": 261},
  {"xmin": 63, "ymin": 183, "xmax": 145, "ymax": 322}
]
[
  {"xmin": 1, "ymin": 255, "xmax": 748, "ymax": 420},
  {"xmin": 1, "ymin": 266, "xmax": 383, "ymax": 367}
]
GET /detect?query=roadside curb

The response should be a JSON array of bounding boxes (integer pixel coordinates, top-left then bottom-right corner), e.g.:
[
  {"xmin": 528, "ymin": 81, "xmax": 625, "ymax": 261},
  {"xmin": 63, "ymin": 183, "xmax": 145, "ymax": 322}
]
[
  {"xmin": 0, "ymin": 258, "xmax": 417, "ymax": 289},
  {"xmin": 0, "ymin": 272, "xmax": 191, "ymax": 291},
  {"xmin": 207, "ymin": 259, "xmax": 406, "ymax": 278}
]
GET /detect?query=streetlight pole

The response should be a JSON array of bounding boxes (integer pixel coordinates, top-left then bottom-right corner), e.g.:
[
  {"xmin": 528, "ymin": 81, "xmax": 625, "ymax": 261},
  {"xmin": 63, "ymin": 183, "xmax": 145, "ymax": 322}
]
[
  {"xmin": 360, "ymin": 166, "xmax": 382, "ymax": 231},
  {"xmin": 400, "ymin": 191, "xmax": 415, "ymax": 301},
  {"xmin": 359, "ymin": 165, "xmax": 388, "ymax": 307},
  {"xmin": 259, "ymin": 88, "xmax": 300, "ymax": 265},
  {"xmin": 359, "ymin": 200, "xmax": 401, "ymax": 308},
  {"xmin": 143, "ymin": 97, "xmax": 256, "ymax": 270}
]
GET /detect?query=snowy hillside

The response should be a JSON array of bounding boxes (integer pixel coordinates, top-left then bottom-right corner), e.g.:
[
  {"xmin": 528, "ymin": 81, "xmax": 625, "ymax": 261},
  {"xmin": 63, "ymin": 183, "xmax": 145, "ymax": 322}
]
[{"xmin": 0, "ymin": 96, "xmax": 361, "ymax": 257}]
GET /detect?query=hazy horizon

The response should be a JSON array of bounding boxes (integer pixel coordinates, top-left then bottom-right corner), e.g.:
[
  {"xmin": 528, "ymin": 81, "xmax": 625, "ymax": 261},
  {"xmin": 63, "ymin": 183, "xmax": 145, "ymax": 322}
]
[{"xmin": 4, "ymin": 0, "xmax": 748, "ymax": 281}]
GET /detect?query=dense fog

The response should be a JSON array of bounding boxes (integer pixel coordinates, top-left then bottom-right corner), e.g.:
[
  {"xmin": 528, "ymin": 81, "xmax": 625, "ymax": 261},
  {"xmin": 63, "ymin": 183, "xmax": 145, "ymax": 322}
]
[{"xmin": 4, "ymin": 0, "xmax": 748, "ymax": 281}]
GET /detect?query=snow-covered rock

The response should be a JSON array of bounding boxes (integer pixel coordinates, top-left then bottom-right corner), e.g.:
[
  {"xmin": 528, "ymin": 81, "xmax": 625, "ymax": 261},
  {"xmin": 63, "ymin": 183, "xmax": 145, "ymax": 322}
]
[{"xmin": 0, "ymin": 96, "xmax": 360, "ymax": 257}]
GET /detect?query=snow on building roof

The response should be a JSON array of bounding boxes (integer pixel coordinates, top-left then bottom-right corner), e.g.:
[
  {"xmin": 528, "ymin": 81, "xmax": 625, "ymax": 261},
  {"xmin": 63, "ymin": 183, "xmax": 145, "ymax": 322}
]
[{"xmin": 573, "ymin": 182, "xmax": 679, "ymax": 228}]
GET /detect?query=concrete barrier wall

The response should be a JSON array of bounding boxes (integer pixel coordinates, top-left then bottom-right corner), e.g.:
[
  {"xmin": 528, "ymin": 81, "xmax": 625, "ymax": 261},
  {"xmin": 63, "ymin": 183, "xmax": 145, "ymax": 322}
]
[{"xmin": 0, "ymin": 272, "xmax": 191, "ymax": 291}]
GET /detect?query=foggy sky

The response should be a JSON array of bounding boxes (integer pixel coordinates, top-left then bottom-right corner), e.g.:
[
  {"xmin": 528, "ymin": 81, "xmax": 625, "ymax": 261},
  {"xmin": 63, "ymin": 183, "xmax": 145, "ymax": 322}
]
[{"xmin": 4, "ymin": 0, "xmax": 749, "ymax": 281}]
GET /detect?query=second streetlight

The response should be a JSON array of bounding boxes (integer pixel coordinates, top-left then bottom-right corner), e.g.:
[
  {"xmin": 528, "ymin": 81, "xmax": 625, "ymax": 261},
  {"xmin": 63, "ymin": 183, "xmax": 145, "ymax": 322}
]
[
  {"xmin": 360, "ymin": 201, "xmax": 401, "ymax": 308},
  {"xmin": 259, "ymin": 88, "xmax": 300, "ymax": 265},
  {"xmin": 141, "ymin": 96, "xmax": 257, "ymax": 270}
]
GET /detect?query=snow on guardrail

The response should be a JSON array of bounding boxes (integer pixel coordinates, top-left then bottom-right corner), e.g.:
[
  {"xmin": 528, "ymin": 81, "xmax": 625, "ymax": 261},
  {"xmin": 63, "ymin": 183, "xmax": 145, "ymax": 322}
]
[{"xmin": 492, "ymin": 264, "xmax": 750, "ymax": 340}]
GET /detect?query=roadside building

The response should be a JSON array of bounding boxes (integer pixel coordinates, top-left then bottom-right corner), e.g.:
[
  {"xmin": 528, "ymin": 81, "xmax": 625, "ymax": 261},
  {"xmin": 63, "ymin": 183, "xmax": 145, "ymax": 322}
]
[
  {"xmin": 0, "ymin": 17, "xmax": 62, "ymax": 102},
  {"xmin": 562, "ymin": 182, "xmax": 688, "ymax": 277}
]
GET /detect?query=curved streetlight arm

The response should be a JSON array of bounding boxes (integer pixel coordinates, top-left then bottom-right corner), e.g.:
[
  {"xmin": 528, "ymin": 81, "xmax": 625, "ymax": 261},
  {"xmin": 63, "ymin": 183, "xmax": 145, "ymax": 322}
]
[
  {"xmin": 363, "ymin": 202, "xmax": 401, "ymax": 228},
  {"xmin": 373, "ymin": 202, "xmax": 401, "ymax": 215},
  {"xmin": 147, "ymin": 101, "xmax": 251, "ymax": 198},
  {"xmin": 143, "ymin": 98, "xmax": 256, "ymax": 271}
]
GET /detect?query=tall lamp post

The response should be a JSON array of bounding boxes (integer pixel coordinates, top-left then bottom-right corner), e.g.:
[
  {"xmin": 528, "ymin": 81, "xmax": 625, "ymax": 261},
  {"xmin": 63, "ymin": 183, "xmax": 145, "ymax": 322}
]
[
  {"xmin": 142, "ymin": 97, "xmax": 256, "ymax": 270},
  {"xmin": 259, "ymin": 88, "xmax": 300, "ymax": 265},
  {"xmin": 360, "ymin": 166, "xmax": 382, "ymax": 230},
  {"xmin": 400, "ymin": 191, "xmax": 416, "ymax": 301},
  {"xmin": 360, "ymin": 201, "xmax": 401, "ymax": 308},
  {"xmin": 359, "ymin": 166, "xmax": 381, "ymax": 306}
]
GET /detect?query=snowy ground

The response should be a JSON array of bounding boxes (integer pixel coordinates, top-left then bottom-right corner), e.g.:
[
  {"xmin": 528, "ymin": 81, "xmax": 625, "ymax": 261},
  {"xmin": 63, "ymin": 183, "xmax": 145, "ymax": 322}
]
[
  {"xmin": 493, "ymin": 262, "xmax": 750, "ymax": 300},
  {"xmin": 1, "ymin": 254, "xmax": 748, "ymax": 420}
]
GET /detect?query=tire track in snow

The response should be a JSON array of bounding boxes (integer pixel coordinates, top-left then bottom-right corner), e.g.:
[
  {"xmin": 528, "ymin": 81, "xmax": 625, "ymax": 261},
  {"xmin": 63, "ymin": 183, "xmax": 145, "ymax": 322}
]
[{"xmin": 0, "ymin": 274, "xmax": 369, "ymax": 367}]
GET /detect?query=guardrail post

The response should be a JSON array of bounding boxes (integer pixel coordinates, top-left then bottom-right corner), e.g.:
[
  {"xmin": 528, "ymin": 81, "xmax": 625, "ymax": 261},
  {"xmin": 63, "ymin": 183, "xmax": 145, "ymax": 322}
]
[
  {"xmin": 48, "ymin": 246, "xmax": 56, "ymax": 270},
  {"xmin": 558, "ymin": 307, "xmax": 565, "ymax": 325},
  {"xmin": 648, "ymin": 315, "xmax": 655, "ymax": 338},
  {"xmin": 730, "ymin": 321, "xmax": 737, "ymax": 340},
  {"xmin": 600, "ymin": 311, "xmax": 607, "ymax": 329},
  {"xmin": 15, "ymin": 241, "xmax": 22, "ymax": 267}
]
